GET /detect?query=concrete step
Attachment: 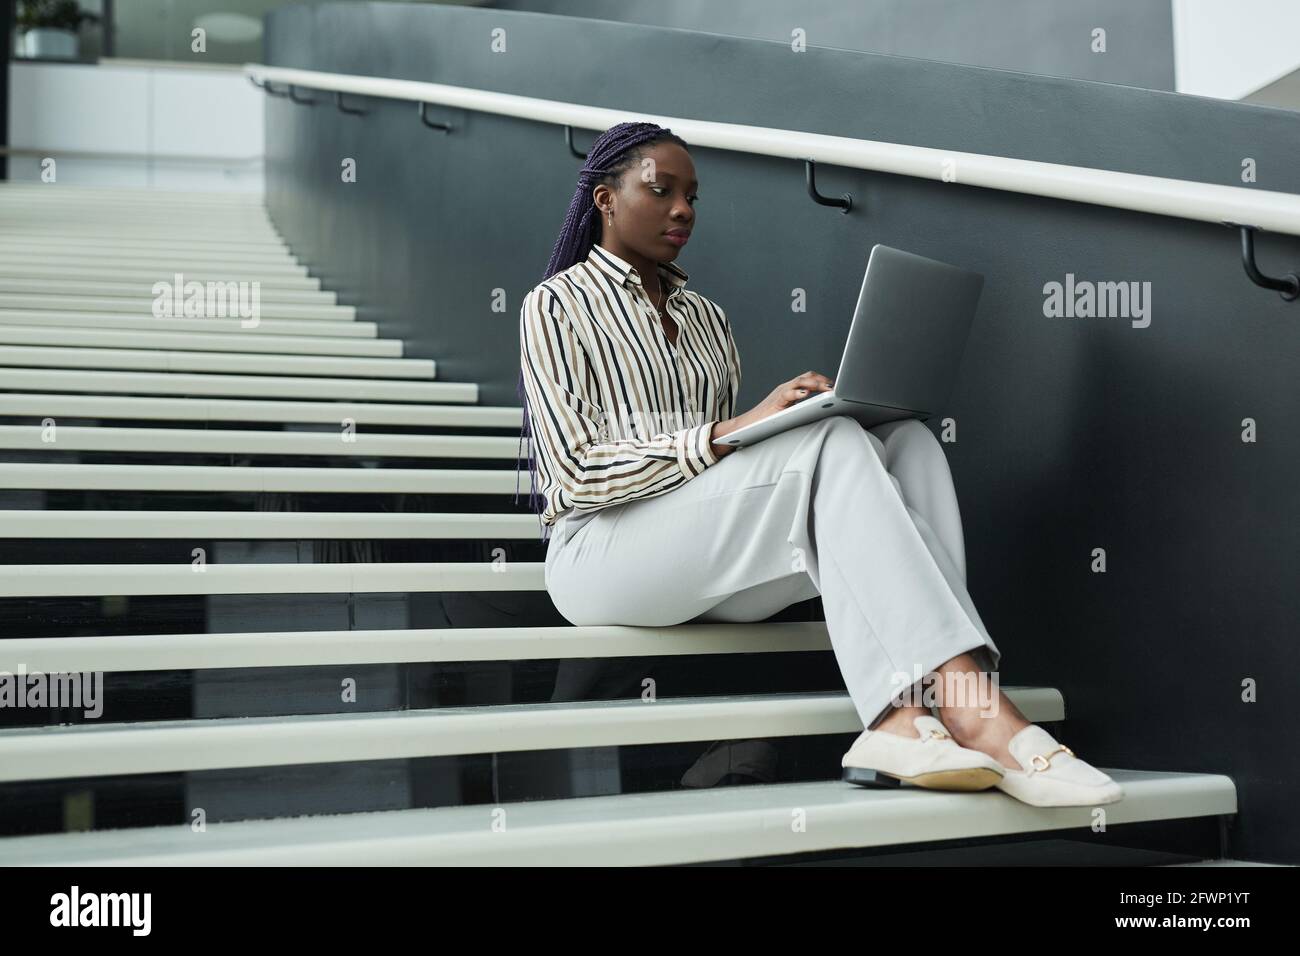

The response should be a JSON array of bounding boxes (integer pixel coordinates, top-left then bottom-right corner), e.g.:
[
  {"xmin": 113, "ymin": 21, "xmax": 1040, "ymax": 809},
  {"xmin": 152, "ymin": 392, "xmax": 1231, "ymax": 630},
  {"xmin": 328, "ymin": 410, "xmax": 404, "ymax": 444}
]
[
  {"xmin": 0, "ymin": 329, "xmax": 390, "ymax": 358},
  {"xmin": 0, "ymin": 510, "xmax": 539, "ymax": 538},
  {"xmin": 4, "ymin": 248, "xmax": 301, "ymax": 270},
  {"xmin": 0, "ymin": 277, "xmax": 334, "ymax": 304},
  {"xmin": 0, "ymin": 690, "xmax": 1066, "ymax": 783},
  {"xmin": 0, "ymin": 393, "xmax": 513, "ymax": 426},
  {"xmin": 0, "ymin": 326, "xmax": 395, "ymax": 356},
  {"xmin": 0, "ymin": 182, "xmax": 269, "ymax": 204},
  {"xmin": 0, "ymin": 771, "xmax": 1237, "ymax": 866},
  {"xmin": 0, "ymin": 425, "xmax": 518, "ymax": 458},
  {"xmin": 0, "ymin": 294, "xmax": 355, "ymax": 320},
  {"xmin": 0, "ymin": 620, "xmax": 838, "ymax": 671},
  {"xmin": 0, "ymin": 253, "xmax": 307, "ymax": 276},
  {"xmin": 0, "ymin": 462, "xmax": 518, "ymax": 493},
  {"xmin": 0, "ymin": 312, "xmax": 373, "ymax": 337},
  {"xmin": 0, "ymin": 234, "xmax": 288, "ymax": 254},
  {"xmin": 0, "ymin": 560, "xmax": 543, "ymax": 597},
  {"xmin": 0, "ymin": 265, "xmax": 321, "ymax": 290},
  {"xmin": 0, "ymin": 368, "xmax": 468, "ymax": 401},
  {"xmin": 0, "ymin": 216, "xmax": 283, "ymax": 238},
  {"xmin": 0, "ymin": 345, "xmax": 434, "ymax": 378}
]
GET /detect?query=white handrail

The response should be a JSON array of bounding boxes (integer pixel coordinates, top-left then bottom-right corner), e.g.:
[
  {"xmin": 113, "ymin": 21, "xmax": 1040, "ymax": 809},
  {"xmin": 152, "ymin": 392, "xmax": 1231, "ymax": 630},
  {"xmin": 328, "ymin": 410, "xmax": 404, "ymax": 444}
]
[{"xmin": 245, "ymin": 63, "xmax": 1300, "ymax": 238}]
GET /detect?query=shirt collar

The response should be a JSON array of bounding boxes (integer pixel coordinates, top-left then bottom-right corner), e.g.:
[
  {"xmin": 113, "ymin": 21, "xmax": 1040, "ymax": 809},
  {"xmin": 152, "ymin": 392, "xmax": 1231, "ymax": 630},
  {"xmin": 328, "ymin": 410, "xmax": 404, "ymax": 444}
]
[{"xmin": 587, "ymin": 244, "xmax": 689, "ymax": 293}]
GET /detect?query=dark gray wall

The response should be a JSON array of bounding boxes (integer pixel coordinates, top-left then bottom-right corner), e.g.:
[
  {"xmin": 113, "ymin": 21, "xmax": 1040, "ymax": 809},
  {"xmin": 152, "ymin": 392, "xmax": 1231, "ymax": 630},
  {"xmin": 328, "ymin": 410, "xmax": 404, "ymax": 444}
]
[
  {"xmin": 487, "ymin": 0, "xmax": 1176, "ymax": 90},
  {"xmin": 265, "ymin": 1, "xmax": 1300, "ymax": 862}
]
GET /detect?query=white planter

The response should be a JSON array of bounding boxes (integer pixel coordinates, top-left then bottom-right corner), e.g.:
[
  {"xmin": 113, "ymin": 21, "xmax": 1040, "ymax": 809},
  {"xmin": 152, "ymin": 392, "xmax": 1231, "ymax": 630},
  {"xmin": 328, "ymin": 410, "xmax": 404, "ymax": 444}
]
[{"xmin": 21, "ymin": 28, "xmax": 79, "ymax": 59}]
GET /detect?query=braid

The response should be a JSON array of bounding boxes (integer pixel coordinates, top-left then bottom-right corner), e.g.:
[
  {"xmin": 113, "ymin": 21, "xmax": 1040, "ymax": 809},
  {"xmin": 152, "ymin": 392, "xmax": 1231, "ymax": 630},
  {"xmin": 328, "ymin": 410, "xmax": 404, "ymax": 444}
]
[{"xmin": 515, "ymin": 122, "xmax": 690, "ymax": 543}]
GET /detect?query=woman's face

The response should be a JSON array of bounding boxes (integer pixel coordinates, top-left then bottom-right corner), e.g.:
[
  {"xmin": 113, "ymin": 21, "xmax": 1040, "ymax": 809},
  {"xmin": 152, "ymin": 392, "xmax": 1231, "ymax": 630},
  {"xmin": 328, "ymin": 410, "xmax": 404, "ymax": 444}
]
[{"xmin": 594, "ymin": 141, "xmax": 698, "ymax": 263}]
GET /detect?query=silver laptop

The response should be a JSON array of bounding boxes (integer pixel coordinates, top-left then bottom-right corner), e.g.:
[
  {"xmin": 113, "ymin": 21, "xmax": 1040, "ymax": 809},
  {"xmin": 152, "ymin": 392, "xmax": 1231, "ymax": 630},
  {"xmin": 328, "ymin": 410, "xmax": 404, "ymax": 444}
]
[{"xmin": 717, "ymin": 244, "xmax": 984, "ymax": 448}]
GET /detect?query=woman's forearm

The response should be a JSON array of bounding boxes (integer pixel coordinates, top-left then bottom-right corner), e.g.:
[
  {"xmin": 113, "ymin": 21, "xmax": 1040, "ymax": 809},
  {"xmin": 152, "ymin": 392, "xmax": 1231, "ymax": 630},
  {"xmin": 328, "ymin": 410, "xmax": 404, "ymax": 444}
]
[{"xmin": 709, "ymin": 418, "xmax": 740, "ymax": 458}]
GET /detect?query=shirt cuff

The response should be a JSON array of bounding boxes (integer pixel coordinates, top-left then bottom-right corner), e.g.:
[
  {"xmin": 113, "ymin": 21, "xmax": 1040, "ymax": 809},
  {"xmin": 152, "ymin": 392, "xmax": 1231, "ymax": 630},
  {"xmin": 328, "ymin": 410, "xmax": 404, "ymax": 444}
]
[{"xmin": 676, "ymin": 420, "xmax": 721, "ymax": 477}]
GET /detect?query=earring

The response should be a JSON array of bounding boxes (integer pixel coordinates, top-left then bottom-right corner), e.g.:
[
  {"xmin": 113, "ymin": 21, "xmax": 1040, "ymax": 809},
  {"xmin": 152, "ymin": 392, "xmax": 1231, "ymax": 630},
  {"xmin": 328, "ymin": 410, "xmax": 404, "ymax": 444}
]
[{"xmin": 607, "ymin": 209, "xmax": 612, "ymax": 226}]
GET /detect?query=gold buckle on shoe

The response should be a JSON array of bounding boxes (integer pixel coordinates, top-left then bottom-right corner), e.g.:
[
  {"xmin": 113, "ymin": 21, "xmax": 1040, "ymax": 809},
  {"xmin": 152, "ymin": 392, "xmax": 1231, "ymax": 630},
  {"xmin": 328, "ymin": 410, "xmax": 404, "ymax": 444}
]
[{"xmin": 1029, "ymin": 745, "xmax": 1074, "ymax": 772}]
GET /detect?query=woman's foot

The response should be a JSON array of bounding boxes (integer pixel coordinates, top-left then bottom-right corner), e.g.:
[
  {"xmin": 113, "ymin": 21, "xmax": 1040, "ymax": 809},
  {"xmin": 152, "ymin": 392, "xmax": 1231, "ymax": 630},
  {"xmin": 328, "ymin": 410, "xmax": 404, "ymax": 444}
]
[
  {"xmin": 844, "ymin": 704, "xmax": 1006, "ymax": 791},
  {"xmin": 919, "ymin": 652, "xmax": 1033, "ymax": 769},
  {"xmin": 869, "ymin": 703, "xmax": 929, "ymax": 738},
  {"xmin": 936, "ymin": 681, "xmax": 1125, "ymax": 806},
  {"xmin": 882, "ymin": 653, "xmax": 1124, "ymax": 807},
  {"xmin": 938, "ymin": 692, "xmax": 1033, "ymax": 770},
  {"xmin": 874, "ymin": 695, "xmax": 1029, "ymax": 770}
]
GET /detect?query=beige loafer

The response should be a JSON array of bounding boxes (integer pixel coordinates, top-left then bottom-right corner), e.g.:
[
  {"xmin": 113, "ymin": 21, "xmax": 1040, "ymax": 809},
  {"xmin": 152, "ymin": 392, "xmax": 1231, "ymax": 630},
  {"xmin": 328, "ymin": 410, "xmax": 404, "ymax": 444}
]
[
  {"xmin": 842, "ymin": 714, "xmax": 1006, "ymax": 791},
  {"xmin": 994, "ymin": 724, "xmax": 1125, "ymax": 807}
]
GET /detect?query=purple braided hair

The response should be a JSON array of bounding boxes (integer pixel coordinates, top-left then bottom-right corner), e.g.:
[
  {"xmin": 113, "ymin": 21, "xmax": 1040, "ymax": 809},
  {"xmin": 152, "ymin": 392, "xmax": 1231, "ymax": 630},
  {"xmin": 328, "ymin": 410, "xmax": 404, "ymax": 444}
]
[{"xmin": 515, "ymin": 122, "xmax": 690, "ymax": 543}]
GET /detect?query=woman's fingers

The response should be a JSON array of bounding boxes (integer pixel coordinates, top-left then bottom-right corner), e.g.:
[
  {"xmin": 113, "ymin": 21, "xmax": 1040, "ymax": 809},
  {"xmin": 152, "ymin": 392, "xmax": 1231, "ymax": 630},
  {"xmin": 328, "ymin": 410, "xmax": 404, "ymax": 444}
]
[
  {"xmin": 787, "ymin": 383, "xmax": 826, "ymax": 404},
  {"xmin": 772, "ymin": 371, "xmax": 835, "ymax": 409},
  {"xmin": 792, "ymin": 371, "xmax": 835, "ymax": 392}
]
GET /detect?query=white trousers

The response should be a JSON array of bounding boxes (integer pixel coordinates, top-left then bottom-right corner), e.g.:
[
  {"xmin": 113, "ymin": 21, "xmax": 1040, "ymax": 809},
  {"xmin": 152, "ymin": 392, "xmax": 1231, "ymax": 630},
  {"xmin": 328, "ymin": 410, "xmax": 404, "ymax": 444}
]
[{"xmin": 544, "ymin": 415, "xmax": 1002, "ymax": 731}]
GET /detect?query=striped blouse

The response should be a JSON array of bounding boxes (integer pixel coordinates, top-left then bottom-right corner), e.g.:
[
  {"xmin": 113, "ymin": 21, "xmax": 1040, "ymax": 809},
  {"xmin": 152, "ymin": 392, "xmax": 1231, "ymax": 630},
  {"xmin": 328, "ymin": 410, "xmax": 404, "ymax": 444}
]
[{"xmin": 519, "ymin": 243, "xmax": 742, "ymax": 530}]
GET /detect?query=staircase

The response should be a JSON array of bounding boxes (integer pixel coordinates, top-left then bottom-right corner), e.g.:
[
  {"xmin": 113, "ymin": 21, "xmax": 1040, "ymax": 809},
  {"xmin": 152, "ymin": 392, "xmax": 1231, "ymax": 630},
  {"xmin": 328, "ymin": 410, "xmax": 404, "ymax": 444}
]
[{"xmin": 0, "ymin": 183, "xmax": 1236, "ymax": 866}]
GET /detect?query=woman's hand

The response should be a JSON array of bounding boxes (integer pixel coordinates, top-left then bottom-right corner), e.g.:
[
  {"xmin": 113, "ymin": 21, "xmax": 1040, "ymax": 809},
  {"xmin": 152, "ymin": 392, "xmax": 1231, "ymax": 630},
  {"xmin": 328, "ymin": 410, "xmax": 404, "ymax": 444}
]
[{"xmin": 709, "ymin": 370, "xmax": 835, "ymax": 457}]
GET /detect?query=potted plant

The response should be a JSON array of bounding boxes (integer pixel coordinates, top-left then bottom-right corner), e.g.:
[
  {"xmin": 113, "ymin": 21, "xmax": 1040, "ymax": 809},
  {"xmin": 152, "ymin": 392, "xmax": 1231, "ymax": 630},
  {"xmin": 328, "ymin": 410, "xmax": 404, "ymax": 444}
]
[{"xmin": 16, "ymin": 0, "xmax": 101, "ymax": 59}]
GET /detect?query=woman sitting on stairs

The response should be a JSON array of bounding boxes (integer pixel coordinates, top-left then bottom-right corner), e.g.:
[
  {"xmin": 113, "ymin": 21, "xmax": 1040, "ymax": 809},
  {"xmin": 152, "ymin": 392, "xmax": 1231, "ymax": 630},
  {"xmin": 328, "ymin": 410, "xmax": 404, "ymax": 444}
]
[{"xmin": 514, "ymin": 121, "xmax": 1122, "ymax": 808}]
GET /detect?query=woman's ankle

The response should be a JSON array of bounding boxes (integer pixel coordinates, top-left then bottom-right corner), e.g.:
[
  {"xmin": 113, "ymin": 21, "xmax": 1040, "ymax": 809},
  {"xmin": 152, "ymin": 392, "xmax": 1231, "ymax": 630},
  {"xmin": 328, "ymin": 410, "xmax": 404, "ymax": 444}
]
[
  {"xmin": 939, "ymin": 705, "xmax": 1030, "ymax": 749},
  {"xmin": 872, "ymin": 703, "xmax": 930, "ymax": 737}
]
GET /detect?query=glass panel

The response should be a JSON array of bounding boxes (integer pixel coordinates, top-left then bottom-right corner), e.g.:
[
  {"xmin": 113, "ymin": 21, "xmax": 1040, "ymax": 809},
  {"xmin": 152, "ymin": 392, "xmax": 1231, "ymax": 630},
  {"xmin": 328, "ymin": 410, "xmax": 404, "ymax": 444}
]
[
  {"xmin": 112, "ymin": 0, "xmax": 279, "ymax": 64},
  {"xmin": 12, "ymin": 0, "xmax": 106, "ymax": 63},
  {"xmin": 11, "ymin": 1, "xmax": 463, "ymax": 66}
]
